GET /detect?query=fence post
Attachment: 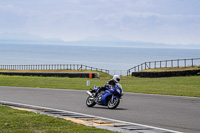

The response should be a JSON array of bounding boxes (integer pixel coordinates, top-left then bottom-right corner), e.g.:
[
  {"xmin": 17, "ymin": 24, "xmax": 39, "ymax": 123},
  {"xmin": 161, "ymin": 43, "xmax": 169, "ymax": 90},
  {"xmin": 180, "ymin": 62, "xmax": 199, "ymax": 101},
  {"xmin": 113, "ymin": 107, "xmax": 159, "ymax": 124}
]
[
  {"xmin": 160, "ymin": 61, "xmax": 162, "ymax": 68},
  {"xmin": 177, "ymin": 60, "xmax": 179, "ymax": 68},
  {"xmin": 184, "ymin": 59, "xmax": 186, "ymax": 67},
  {"xmin": 171, "ymin": 60, "xmax": 173, "ymax": 68},
  {"xmin": 145, "ymin": 62, "xmax": 147, "ymax": 69},
  {"xmin": 191, "ymin": 59, "xmax": 194, "ymax": 67}
]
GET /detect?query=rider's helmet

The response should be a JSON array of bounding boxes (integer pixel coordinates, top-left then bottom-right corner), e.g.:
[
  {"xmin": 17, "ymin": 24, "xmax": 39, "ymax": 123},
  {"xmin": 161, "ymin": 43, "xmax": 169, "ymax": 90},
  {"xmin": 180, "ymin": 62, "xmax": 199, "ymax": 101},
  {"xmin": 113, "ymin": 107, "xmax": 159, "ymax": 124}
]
[{"xmin": 113, "ymin": 75, "xmax": 120, "ymax": 83}]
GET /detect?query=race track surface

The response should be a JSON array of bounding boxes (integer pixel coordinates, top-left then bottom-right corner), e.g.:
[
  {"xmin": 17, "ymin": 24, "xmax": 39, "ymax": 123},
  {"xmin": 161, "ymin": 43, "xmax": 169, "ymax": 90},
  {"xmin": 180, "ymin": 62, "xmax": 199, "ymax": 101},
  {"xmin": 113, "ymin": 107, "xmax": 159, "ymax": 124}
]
[{"xmin": 0, "ymin": 86, "xmax": 200, "ymax": 133}]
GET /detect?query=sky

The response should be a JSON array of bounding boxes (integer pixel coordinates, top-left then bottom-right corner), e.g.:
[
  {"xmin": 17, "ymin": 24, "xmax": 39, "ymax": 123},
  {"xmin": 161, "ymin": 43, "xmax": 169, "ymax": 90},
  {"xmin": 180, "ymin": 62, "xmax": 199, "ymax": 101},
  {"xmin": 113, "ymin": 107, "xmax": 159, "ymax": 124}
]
[{"xmin": 0, "ymin": 0, "xmax": 200, "ymax": 45}]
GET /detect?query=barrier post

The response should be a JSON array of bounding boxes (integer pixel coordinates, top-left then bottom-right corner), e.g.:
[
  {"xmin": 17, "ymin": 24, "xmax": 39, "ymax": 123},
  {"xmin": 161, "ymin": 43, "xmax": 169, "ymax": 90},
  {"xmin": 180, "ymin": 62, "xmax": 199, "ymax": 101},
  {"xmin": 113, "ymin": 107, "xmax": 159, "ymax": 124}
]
[{"xmin": 89, "ymin": 73, "xmax": 92, "ymax": 79}]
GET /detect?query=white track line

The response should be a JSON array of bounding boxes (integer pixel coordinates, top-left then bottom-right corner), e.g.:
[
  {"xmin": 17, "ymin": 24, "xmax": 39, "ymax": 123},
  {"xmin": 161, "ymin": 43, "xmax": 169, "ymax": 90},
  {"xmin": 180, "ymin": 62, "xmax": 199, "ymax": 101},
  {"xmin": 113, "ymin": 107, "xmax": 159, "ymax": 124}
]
[{"xmin": 0, "ymin": 100, "xmax": 183, "ymax": 133}]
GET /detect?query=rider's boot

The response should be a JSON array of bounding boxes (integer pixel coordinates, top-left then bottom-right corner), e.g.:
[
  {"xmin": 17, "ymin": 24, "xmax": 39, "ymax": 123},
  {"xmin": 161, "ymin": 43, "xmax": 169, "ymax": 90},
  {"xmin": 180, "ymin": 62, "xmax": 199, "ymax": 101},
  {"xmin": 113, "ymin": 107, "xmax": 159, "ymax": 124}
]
[
  {"xmin": 94, "ymin": 92, "xmax": 98, "ymax": 97},
  {"xmin": 94, "ymin": 87, "xmax": 101, "ymax": 97}
]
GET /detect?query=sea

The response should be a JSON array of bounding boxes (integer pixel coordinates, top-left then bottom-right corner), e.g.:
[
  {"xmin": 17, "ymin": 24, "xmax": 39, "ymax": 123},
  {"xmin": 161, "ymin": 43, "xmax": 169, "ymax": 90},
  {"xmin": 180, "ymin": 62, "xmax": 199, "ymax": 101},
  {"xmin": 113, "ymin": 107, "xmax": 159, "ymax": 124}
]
[{"xmin": 0, "ymin": 44, "xmax": 200, "ymax": 75}]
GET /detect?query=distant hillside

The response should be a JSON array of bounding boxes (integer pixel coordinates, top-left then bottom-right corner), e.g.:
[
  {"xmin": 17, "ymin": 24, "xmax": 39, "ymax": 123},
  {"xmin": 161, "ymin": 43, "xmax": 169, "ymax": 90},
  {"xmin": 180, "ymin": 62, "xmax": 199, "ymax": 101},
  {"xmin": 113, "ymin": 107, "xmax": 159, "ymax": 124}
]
[
  {"xmin": 0, "ymin": 33, "xmax": 64, "ymax": 44},
  {"xmin": 0, "ymin": 33, "xmax": 199, "ymax": 49},
  {"xmin": 64, "ymin": 40, "xmax": 200, "ymax": 49}
]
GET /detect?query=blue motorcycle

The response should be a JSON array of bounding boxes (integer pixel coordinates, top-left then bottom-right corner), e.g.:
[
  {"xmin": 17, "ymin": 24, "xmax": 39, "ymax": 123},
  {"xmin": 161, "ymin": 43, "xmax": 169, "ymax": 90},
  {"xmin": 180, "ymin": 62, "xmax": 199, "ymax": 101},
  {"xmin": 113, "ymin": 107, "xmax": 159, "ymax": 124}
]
[{"xmin": 86, "ymin": 84, "xmax": 123, "ymax": 109}]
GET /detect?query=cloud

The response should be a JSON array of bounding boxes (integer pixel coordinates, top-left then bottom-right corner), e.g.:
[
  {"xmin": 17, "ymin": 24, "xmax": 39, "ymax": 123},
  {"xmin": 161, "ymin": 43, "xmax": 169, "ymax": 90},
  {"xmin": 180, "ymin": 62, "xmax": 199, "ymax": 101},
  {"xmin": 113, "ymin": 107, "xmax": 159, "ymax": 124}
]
[{"xmin": 0, "ymin": 0, "xmax": 200, "ymax": 44}]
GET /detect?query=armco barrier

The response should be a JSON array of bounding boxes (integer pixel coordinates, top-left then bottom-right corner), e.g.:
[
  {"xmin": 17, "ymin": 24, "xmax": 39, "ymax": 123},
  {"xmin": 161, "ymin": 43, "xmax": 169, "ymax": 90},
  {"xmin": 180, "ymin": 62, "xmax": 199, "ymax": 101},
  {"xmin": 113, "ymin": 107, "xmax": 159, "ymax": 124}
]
[
  {"xmin": 132, "ymin": 70, "xmax": 200, "ymax": 78},
  {"xmin": 0, "ymin": 72, "xmax": 99, "ymax": 78}
]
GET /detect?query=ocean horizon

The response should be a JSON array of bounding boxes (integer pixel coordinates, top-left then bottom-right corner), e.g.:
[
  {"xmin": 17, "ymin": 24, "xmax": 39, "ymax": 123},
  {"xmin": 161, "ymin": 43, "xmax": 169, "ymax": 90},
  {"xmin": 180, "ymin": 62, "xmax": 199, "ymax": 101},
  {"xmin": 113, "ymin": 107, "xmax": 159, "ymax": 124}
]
[{"xmin": 1, "ymin": 43, "xmax": 200, "ymax": 75}]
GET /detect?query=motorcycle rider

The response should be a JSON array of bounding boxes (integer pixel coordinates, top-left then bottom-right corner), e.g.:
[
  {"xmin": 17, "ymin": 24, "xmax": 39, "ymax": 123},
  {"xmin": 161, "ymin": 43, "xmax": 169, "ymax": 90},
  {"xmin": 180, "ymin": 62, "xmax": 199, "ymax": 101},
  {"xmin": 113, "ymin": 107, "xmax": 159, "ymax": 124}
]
[{"xmin": 94, "ymin": 75, "xmax": 120, "ymax": 97}]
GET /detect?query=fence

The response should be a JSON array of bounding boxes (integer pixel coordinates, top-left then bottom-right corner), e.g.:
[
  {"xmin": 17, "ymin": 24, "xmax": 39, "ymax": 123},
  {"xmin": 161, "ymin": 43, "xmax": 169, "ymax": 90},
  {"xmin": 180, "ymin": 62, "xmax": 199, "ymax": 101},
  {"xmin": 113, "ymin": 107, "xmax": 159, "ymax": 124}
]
[
  {"xmin": 0, "ymin": 64, "xmax": 110, "ymax": 74},
  {"xmin": 127, "ymin": 58, "xmax": 200, "ymax": 75},
  {"xmin": 108, "ymin": 70, "xmax": 127, "ymax": 76},
  {"xmin": 1, "ymin": 58, "xmax": 200, "ymax": 76},
  {"xmin": 0, "ymin": 64, "xmax": 129, "ymax": 76}
]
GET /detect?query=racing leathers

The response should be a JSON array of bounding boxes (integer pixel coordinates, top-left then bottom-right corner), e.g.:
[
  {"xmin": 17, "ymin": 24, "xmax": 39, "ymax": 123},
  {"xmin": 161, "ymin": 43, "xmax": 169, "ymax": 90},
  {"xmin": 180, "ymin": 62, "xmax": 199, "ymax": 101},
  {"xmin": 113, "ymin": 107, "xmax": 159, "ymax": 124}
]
[{"xmin": 94, "ymin": 79, "xmax": 116, "ymax": 96}]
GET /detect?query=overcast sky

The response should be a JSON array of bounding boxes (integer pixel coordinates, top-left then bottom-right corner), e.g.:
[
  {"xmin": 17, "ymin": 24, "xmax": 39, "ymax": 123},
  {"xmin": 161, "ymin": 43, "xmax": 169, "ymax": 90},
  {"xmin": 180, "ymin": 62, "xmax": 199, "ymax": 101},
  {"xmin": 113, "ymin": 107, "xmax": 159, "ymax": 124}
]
[{"xmin": 0, "ymin": 0, "xmax": 200, "ymax": 45}]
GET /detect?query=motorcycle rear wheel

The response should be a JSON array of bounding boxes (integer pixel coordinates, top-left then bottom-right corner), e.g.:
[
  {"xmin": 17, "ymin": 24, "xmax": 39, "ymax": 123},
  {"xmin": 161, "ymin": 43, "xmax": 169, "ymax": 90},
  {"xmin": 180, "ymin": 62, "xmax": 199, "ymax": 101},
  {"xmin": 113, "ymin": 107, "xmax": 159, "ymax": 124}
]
[
  {"xmin": 86, "ymin": 96, "xmax": 96, "ymax": 107},
  {"xmin": 108, "ymin": 97, "xmax": 120, "ymax": 109}
]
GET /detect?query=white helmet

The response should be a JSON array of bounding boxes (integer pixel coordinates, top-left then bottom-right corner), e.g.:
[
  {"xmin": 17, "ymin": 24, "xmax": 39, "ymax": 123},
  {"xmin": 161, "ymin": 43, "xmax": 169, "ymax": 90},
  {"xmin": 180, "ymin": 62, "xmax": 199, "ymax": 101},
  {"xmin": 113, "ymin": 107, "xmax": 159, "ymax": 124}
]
[{"xmin": 113, "ymin": 75, "xmax": 120, "ymax": 83}]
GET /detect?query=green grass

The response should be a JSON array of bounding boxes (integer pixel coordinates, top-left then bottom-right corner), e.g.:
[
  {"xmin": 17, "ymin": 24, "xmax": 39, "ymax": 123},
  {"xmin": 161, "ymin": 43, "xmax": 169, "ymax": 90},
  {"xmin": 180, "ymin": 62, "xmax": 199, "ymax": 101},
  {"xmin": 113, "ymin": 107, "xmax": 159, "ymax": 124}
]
[
  {"xmin": 122, "ymin": 76, "xmax": 200, "ymax": 97},
  {"xmin": 0, "ymin": 74, "xmax": 200, "ymax": 97},
  {"xmin": 0, "ymin": 106, "xmax": 113, "ymax": 133}
]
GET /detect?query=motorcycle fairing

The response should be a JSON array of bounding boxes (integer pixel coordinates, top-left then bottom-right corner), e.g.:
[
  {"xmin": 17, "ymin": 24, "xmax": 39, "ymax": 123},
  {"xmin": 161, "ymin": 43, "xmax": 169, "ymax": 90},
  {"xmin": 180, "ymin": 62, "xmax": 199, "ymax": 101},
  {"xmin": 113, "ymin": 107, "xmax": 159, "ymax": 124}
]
[{"xmin": 100, "ymin": 90, "xmax": 112, "ymax": 106}]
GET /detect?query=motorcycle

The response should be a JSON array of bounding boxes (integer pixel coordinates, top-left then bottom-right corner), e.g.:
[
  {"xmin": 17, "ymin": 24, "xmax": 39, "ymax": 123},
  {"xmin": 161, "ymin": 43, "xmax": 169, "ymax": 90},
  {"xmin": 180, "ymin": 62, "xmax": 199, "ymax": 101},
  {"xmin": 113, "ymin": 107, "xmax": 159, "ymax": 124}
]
[{"xmin": 86, "ymin": 83, "xmax": 123, "ymax": 109}]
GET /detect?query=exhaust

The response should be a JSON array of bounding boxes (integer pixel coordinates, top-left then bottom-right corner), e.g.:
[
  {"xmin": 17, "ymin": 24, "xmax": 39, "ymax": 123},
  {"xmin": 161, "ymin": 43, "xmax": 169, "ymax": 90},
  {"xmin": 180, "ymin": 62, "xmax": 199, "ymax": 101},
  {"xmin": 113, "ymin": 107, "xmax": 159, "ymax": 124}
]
[{"xmin": 86, "ymin": 91, "xmax": 93, "ymax": 97}]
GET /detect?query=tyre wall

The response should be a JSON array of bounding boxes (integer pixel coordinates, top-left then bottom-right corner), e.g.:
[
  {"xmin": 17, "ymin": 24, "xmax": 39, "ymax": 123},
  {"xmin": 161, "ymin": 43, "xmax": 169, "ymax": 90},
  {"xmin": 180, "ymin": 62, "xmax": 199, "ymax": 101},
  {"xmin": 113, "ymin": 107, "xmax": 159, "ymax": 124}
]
[
  {"xmin": 0, "ymin": 72, "xmax": 99, "ymax": 78},
  {"xmin": 132, "ymin": 70, "xmax": 200, "ymax": 78}
]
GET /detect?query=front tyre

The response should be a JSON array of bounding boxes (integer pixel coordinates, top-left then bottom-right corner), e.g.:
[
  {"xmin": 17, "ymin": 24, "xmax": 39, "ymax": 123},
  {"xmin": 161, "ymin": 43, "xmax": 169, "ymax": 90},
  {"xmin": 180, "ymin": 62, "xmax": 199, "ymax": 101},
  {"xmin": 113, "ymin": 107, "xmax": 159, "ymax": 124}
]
[
  {"xmin": 108, "ymin": 97, "xmax": 120, "ymax": 109},
  {"xmin": 86, "ymin": 96, "xmax": 96, "ymax": 107}
]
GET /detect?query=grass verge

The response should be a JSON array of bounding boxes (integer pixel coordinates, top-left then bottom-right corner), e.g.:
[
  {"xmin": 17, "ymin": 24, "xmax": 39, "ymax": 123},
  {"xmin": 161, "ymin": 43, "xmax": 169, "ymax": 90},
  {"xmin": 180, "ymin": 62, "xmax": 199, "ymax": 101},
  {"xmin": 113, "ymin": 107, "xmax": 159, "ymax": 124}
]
[
  {"xmin": 0, "ymin": 74, "xmax": 200, "ymax": 97},
  {"xmin": 0, "ymin": 106, "xmax": 113, "ymax": 133}
]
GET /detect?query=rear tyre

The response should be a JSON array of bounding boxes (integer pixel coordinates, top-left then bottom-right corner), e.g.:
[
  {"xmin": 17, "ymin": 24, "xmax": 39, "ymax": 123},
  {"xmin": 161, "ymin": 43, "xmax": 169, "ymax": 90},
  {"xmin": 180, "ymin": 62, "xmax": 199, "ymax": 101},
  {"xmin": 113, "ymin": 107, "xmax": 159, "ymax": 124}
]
[
  {"xmin": 86, "ymin": 96, "xmax": 96, "ymax": 107},
  {"xmin": 108, "ymin": 97, "xmax": 120, "ymax": 109}
]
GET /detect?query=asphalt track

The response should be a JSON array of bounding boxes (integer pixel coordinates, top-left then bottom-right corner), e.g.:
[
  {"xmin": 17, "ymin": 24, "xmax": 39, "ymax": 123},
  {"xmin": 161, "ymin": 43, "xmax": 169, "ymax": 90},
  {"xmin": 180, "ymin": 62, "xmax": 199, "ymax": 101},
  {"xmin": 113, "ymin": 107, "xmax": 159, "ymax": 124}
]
[{"xmin": 0, "ymin": 86, "xmax": 200, "ymax": 133}]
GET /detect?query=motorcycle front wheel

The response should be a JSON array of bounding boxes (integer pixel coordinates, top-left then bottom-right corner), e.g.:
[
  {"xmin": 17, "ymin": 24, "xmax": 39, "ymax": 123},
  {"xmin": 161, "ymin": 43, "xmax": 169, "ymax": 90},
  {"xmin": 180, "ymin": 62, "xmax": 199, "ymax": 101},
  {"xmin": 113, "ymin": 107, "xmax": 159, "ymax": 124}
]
[
  {"xmin": 108, "ymin": 97, "xmax": 120, "ymax": 109},
  {"xmin": 86, "ymin": 96, "xmax": 96, "ymax": 107}
]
